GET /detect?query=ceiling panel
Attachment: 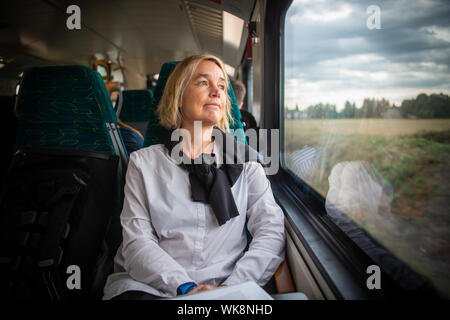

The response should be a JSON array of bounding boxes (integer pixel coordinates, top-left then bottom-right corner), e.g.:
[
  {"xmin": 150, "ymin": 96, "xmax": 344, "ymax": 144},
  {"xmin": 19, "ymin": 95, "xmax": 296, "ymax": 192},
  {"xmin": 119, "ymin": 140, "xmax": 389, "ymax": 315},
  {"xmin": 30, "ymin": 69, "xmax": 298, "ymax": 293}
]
[{"xmin": 0, "ymin": 0, "xmax": 255, "ymax": 86}]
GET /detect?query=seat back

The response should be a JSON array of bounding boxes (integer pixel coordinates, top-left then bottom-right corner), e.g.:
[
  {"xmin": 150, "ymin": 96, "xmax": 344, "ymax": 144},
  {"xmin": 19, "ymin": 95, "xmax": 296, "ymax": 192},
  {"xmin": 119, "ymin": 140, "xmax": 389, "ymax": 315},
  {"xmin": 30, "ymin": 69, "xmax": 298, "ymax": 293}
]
[
  {"xmin": 119, "ymin": 90, "xmax": 153, "ymax": 136},
  {"xmin": 14, "ymin": 65, "xmax": 127, "ymax": 159},
  {"xmin": 143, "ymin": 61, "xmax": 246, "ymax": 147},
  {"xmin": 11, "ymin": 65, "xmax": 128, "ymax": 278},
  {"xmin": 0, "ymin": 96, "xmax": 17, "ymax": 187},
  {"xmin": 0, "ymin": 148, "xmax": 119, "ymax": 300},
  {"xmin": 118, "ymin": 120, "xmax": 144, "ymax": 155}
]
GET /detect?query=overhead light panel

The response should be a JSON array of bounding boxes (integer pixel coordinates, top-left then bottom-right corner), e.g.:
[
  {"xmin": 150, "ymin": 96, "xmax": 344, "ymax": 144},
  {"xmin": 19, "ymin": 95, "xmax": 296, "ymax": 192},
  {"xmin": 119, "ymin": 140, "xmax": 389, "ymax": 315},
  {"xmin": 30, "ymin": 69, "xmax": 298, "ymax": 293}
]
[{"xmin": 223, "ymin": 11, "xmax": 244, "ymax": 50}]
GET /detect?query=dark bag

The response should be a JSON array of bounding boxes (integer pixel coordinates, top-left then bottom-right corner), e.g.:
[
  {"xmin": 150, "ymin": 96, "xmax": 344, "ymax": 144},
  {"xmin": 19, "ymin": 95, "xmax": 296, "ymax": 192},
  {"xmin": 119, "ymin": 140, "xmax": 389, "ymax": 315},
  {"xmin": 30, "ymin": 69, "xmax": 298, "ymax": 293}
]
[{"xmin": 0, "ymin": 148, "xmax": 119, "ymax": 300}]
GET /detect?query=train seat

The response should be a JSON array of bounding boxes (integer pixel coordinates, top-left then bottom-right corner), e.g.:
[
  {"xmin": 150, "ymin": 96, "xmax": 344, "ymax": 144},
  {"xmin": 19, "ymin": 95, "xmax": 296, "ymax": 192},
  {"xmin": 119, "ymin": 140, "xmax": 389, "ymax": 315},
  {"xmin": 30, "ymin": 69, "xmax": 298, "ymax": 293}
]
[
  {"xmin": 0, "ymin": 147, "xmax": 119, "ymax": 300},
  {"xmin": 143, "ymin": 61, "xmax": 246, "ymax": 147},
  {"xmin": 15, "ymin": 66, "xmax": 123, "ymax": 154},
  {"xmin": 118, "ymin": 89, "xmax": 153, "ymax": 137},
  {"xmin": 0, "ymin": 95, "xmax": 17, "ymax": 187},
  {"xmin": 14, "ymin": 65, "xmax": 128, "ymax": 252},
  {"xmin": 0, "ymin": 65, "xmax": 129, "ymax": 299},
  {"xmin": 117, "ymin": 119, "xmax": 144, "ymax": 155}
]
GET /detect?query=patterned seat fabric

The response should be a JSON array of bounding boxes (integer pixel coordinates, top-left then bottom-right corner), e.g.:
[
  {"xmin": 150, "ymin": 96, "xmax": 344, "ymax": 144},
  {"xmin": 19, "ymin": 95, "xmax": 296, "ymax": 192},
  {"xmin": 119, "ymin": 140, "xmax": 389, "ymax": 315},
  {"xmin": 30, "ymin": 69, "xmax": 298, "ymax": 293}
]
[
  {"xmin": 119, "ymin": 90, "xmax": 153, "ymax": 122},
  {"xmin": 15, "ymin": 65, "xmax": 122, "ymax": 154},
  {"xmin": 143, "ymin": 61, "xmax": 246, "ymax": 147},
  {"xmin": 118, "ymin": 90, "xmax": 153, "ymax": 137}
]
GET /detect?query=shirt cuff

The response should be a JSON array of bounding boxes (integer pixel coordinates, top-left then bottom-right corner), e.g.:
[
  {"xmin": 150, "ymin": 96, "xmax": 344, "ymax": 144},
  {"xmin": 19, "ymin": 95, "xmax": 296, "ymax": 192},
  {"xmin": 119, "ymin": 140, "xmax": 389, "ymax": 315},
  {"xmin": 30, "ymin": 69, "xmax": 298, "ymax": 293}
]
[{"xmin": 177, "ymin": 282, "xmax": 198, "ymax": 295}]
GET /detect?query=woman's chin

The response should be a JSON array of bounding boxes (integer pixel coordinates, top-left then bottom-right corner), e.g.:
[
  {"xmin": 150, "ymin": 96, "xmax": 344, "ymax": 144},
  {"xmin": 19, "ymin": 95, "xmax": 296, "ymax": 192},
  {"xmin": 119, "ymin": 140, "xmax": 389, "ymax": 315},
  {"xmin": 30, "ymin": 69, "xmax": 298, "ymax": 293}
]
[
  {"xmin": 203, "ymin": 119, "xmax": 221, "ymax": 128},
  {"xmin": 201, "ymin": 115, "xmax": 222, "ymax": 127}
]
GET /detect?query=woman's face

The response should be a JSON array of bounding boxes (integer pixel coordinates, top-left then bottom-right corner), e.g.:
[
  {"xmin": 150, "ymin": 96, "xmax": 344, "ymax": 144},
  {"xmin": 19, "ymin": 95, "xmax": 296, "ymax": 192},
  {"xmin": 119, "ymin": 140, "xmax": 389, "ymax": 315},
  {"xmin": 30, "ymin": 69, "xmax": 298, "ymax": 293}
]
[{"xmin": 180, "ymin": 60, "xmax": 226, "ymax": 128}]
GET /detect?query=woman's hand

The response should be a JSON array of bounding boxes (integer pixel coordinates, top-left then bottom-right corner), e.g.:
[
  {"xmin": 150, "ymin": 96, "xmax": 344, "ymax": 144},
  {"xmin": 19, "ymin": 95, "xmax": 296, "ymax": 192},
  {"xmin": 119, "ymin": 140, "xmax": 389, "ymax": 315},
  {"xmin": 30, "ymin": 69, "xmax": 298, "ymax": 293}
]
[{"xmin": 187, "ymin": 284, "xmax": 217, "ymax": 295}]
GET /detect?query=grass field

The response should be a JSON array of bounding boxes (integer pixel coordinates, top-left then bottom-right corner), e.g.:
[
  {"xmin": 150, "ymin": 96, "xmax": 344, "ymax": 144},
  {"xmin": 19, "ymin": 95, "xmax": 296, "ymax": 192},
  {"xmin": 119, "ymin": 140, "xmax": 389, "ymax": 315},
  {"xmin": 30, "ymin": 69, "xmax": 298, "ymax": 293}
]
[{"xmin": 284, "ymin": 118, "xmax": 450, "ymax": 295}]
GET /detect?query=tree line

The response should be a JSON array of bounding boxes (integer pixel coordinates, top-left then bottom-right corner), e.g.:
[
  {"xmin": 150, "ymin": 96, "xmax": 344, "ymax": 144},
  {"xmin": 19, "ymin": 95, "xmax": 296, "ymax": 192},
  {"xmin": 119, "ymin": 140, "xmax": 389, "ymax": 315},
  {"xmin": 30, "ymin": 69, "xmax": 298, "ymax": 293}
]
[{"xmin": 286, "ymin": 93, "xmax": 450, "ymax": 119}]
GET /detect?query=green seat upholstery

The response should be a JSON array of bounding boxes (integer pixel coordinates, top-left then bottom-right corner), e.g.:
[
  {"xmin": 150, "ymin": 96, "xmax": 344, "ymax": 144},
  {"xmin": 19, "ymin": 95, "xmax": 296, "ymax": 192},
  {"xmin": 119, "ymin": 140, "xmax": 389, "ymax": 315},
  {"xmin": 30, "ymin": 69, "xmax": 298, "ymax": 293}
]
[
  {"xmin": 143, "ymin": 61, "xmax": 246, "ymax": 147},
  {"xmin": 14, "ymin": 65, "xmax": 128, "ymax": 256},
  {"xmin": 119, "ymin": 90, "xmax": 153, "ymax": 122},
  {"xmin": 15, "ymin": 65, "xmax": 123, "ymax": 154},
  {"xmin": 118, "ymin": 90, "xmax": 153, "ymax": 137}
]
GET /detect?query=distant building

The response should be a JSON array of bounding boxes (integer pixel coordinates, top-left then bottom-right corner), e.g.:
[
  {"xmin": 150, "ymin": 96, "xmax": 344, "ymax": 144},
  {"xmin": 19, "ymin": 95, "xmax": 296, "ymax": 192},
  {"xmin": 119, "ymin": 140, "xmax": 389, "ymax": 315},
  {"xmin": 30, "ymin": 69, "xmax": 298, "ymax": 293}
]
[
  {"xmin": 285, "ymin": 107, "xmax": 306, "ymax": 120},
  {"xmin": 383, "ymin": 107, "xmax": 401, "ymax": 119}
]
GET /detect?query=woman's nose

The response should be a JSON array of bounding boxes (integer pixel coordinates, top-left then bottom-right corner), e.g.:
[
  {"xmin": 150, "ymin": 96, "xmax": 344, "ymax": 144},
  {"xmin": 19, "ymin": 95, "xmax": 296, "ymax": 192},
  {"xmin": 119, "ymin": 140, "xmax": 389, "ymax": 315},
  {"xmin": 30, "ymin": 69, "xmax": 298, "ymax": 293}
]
[{"xmin": 210, "ymin": 84, "xmax": 220, "ymax": 97}]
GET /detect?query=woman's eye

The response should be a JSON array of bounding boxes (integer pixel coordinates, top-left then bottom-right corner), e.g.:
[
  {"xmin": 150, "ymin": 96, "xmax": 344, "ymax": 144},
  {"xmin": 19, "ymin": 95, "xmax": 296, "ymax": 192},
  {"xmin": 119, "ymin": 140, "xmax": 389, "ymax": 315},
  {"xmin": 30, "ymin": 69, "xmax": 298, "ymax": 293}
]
[
  {"xmin": 199, "ymin": 80, "xmax": 207, "ymax": 85},
  {"xmin": 218, "ymin": 84, "xmax": 225, "ymax": 90}
]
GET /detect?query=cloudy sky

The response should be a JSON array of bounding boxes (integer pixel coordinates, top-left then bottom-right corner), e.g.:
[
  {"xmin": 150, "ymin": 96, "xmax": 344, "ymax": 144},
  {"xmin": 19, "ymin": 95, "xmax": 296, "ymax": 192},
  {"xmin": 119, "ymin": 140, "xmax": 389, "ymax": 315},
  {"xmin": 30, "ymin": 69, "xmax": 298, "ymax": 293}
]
[{"xmin": 284, "ymin": 0, "xmax": 450, "ymax": 110}]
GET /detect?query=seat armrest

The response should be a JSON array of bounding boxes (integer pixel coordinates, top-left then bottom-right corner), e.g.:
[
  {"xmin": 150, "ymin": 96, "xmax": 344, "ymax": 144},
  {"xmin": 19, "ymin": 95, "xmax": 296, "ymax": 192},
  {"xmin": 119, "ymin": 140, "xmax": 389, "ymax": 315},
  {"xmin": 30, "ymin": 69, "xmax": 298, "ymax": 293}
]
[{"xmin": 274, "ymin": 260, "xmax": 295, "ymax": 293}]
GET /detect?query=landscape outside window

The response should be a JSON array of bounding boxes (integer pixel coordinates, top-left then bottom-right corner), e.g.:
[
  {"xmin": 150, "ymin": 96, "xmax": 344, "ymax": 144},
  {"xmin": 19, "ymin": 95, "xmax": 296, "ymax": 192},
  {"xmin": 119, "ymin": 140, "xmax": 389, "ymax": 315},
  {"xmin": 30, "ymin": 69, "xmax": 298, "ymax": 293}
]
[{"xmin": 284, "ymin": 0, "xmax": 449, "ymax": 296}]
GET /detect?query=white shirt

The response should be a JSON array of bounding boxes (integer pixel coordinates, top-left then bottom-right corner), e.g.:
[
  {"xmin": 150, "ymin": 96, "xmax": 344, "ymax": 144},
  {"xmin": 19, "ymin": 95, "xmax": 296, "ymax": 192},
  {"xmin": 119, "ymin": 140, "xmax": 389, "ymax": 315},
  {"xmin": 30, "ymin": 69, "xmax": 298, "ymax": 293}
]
[{"xmin": 102, "ymin": 143, "xmax": 285, "ymax": 299}]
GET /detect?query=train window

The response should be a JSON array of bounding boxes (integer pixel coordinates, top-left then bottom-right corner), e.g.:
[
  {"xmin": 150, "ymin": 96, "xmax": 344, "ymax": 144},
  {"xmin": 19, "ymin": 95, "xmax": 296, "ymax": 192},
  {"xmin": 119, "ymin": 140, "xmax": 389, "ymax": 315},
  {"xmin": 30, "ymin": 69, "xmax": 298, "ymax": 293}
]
[
  {"xmin": 282, "ymin": 0, "xmax": 450, "ymax": 296},
  {"xmin": 97, "ymin": 64, "xmax": 108, "ymax": 78}
]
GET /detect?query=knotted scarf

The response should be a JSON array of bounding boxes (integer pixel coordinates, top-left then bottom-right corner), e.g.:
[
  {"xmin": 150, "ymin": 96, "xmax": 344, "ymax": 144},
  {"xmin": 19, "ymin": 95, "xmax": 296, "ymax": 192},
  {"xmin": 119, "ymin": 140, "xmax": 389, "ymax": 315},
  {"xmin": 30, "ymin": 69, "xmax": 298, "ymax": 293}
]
[{"xmin": 163, "ymin": 128, "xmax": 259, "ymax": 226}]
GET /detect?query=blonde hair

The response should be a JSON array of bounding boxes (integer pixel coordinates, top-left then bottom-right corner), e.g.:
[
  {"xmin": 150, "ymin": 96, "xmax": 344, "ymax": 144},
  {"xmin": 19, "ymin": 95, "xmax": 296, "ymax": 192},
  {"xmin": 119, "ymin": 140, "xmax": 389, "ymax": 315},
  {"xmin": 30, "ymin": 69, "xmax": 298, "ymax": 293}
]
[{"xmin": 156, "ymin": 54, "xmax": 232, "ymax": 131}]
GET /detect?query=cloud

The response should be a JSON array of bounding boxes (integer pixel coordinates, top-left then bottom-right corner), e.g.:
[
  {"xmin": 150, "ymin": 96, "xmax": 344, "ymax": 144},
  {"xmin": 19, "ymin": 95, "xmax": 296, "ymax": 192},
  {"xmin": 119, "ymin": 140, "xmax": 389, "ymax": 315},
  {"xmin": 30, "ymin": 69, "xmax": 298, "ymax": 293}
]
[
  {"xmin": 423, "ymin": 26, "xmax": 450, "ymax": 42},
  {"xmin": 284, "ymin": 0, "xmax": 450, "ymax": 109},
  {"xmin": 290, "ymin": 3, "xmax": 353, "ymax": 23}
]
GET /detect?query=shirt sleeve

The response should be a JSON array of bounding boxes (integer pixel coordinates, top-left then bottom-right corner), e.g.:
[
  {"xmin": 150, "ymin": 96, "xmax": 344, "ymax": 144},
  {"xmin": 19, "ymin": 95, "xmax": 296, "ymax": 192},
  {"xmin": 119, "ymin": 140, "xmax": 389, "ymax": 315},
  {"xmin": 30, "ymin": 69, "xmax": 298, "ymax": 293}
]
[
  {"xmin": 222, "ymin": 162, "xmax": 285, "ymax": 286},
  {"xmin": 118, "ymin": 151, "xmax": 195, "ymax": 296}
]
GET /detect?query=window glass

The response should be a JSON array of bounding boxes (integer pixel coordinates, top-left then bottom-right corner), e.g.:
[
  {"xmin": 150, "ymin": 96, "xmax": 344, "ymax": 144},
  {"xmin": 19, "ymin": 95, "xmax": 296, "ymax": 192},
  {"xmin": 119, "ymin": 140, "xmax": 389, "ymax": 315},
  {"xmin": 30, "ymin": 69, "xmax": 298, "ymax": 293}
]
[
  {"xmin": 97, "ymin": 64, "xmax": 108, "ymax": 78},
  {"xmin": 284, "ymin": 0, "xmax": 450, "ymax": 296}
]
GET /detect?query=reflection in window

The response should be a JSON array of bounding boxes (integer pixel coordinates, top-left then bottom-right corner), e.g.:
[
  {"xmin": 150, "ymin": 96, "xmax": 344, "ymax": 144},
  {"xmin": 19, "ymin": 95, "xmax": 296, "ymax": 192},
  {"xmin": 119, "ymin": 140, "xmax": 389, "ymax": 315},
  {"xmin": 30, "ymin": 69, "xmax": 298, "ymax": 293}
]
[{"xmin": 283, "ymin": 0, "xmax": 450, "ymax": 296}]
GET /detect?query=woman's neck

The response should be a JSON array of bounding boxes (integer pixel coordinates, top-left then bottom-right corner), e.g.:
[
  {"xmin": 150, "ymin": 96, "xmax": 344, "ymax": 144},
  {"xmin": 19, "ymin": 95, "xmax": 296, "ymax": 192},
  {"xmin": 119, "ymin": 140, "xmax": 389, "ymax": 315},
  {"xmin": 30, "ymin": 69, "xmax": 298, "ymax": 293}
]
[{"xmin": 180, "ymin": 122, "xmax": 214, "ymax": 159}]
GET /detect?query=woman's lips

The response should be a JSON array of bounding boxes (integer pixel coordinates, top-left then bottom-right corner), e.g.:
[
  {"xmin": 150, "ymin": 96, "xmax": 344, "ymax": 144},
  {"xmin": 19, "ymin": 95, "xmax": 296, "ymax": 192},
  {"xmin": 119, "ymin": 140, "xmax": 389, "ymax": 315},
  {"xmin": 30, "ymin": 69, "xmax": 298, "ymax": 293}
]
[{"xmin": 204, "ymin": 104, "xmax": 221, "ymax": 110}]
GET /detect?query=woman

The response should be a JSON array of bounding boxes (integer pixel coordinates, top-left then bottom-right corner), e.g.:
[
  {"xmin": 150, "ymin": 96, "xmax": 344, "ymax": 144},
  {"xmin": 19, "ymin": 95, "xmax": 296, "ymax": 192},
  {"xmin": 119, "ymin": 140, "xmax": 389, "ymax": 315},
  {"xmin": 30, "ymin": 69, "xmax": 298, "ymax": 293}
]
[{"xmin": 103, "ymin": 54, "xmax": 285, "ymax": 300}]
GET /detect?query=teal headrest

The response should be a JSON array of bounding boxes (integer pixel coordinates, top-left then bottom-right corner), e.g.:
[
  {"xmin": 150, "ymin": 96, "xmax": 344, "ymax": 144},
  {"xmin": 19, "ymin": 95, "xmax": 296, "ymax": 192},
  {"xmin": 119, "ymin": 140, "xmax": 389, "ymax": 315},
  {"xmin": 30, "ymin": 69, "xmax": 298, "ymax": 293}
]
[
  {"xmin": 16, "ymin": 65, "xmax": 117, "ymax": 123},
  {"xmin": 143, "ymin": 61, "xmax": 245, "ymax": 147},
  {"xmin": 120, "ymin": 90, "xmax": 153, "ymax": 122},
  {"xmin": 15, "ymin": 65, "xmax": 119, "ymax": 152}
]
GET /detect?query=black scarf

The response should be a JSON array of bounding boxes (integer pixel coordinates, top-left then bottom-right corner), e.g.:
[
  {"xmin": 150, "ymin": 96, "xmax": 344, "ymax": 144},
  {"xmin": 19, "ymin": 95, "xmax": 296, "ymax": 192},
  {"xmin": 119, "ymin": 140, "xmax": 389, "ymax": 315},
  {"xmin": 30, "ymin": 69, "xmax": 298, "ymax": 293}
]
[{"xmin": 163, "ymin": 128, "xmax": 259, "ymax": 226}]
